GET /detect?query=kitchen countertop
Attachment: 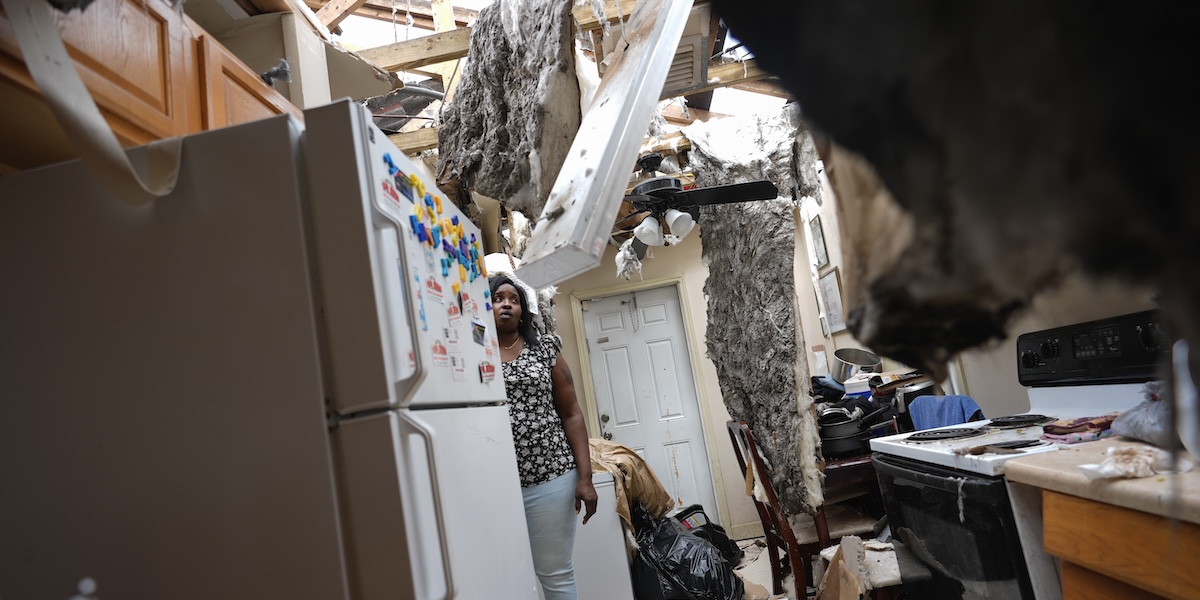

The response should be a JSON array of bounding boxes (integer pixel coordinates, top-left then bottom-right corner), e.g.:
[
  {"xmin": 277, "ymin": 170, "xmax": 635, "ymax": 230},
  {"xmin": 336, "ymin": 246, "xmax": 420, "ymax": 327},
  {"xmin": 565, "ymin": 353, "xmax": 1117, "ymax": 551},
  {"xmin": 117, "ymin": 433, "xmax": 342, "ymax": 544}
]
[{"xmin": 1004, "ymin": 437, "xmax": 1200, "ymax": 525}]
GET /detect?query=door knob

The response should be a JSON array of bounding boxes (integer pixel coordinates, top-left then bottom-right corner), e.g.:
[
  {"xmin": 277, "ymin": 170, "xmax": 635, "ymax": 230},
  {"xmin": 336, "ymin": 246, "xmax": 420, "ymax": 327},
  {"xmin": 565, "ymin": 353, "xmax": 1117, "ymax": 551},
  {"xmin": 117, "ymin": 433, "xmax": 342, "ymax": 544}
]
[
  {"xmin": 600, "ymin": 413, "xmax": 610, "ymax": 424},
  {"xmin": 603, "ymin": 432, "xmax": 613, "ymax": 440}
]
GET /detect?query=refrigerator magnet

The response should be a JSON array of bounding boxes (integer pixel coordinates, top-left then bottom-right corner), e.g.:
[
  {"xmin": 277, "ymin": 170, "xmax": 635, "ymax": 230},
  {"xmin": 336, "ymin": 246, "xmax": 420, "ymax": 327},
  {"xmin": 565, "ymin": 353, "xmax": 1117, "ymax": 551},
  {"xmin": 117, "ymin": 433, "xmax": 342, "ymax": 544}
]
[
  {"xmin": 471, "ymin": 318, "xmax": 487, "ymax": 346},
  {"xmin": 445, "ymin": 327, "xmax": 461, "ymax": 353},
  {"xmin": 447, "ymin": 303, "xmax": 462, "ymax": 327},
  {"xmin": 424, "ymin": 247, "xmax": 436, "ymax": 272},
  {"xmin": 432, "ymin": 340, "xmax": 450, "ymax": 367},
  {"xmin": 479, "ymin": 360, "xmax": 496, "ymax": 383},
  {"xmin": 425, "ymin": 277, "xmax": 444, "ymax": 304},
  {"xmin": 413, "ymin": 272, "xmax": 428, "ymax": 331},
  {"xmin": 451, "ymin": 356, "xmax": 468, "ymax": 381}
]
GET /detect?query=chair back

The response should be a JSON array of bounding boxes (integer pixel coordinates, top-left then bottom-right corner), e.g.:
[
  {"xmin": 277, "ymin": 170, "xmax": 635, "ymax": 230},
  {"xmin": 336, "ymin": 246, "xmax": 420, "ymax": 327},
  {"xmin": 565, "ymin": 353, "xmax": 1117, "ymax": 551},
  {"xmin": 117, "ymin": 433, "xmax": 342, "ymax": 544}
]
[{"xmin": 726, "ymin": 420, "xmax": 791, "ymax": 529}]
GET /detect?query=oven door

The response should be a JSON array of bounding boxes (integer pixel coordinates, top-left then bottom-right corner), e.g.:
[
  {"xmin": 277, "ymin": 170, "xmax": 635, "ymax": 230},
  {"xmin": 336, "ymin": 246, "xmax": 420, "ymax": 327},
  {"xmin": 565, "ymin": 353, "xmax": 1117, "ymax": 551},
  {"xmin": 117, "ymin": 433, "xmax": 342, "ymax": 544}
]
[{"xmin": 872, "ymin": 453, "xmax": 1035, "ymax": 600}]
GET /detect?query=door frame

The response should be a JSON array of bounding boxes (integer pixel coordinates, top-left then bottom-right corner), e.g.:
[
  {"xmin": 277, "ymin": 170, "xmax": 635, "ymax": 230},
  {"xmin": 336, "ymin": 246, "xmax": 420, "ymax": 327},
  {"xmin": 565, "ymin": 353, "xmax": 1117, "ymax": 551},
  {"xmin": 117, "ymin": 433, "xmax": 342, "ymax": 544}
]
[{"xmin": 569, "ymin": 275, "xmax": 730, "ymax": 524}]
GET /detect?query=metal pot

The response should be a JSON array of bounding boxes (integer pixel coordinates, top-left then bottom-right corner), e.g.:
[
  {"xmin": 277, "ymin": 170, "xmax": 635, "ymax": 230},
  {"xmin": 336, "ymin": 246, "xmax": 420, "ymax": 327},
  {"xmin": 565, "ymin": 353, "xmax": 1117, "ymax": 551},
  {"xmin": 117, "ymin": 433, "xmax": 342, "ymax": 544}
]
[
  {"xmin": 818, "ymin": 407, "xmax": 861, "ymax": 438},
  {"xmin": 831, "ymin": 348, "xmax": 882, "ymax": 384},
  {"xmin": 822, "ymin": 431, "xmax": 872, "ymax": 456},
  {"xmin": 821, "ymin": 417, "xmax": 896, "ymax": 457}
]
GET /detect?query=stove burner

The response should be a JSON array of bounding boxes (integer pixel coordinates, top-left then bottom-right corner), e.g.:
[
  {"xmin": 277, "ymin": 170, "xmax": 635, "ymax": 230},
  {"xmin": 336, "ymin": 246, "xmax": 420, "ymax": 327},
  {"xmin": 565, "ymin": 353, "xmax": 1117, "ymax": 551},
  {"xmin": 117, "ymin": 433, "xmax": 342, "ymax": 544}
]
[
  {"xmin": 986, "ymin": 414, "xmax": 1055, "ymax": 429},
  {"xmin": 904, "ymin": 427, "xmax": 987, "ymax": 443}
]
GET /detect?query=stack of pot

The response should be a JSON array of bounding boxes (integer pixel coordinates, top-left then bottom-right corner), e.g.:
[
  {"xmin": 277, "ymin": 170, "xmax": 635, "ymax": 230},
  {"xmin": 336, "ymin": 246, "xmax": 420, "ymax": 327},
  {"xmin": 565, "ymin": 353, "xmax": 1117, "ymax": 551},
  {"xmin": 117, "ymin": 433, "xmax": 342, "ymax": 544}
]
[{"xmin": 818, "ymin": 349, "xmax": 891, "ymax": 457}]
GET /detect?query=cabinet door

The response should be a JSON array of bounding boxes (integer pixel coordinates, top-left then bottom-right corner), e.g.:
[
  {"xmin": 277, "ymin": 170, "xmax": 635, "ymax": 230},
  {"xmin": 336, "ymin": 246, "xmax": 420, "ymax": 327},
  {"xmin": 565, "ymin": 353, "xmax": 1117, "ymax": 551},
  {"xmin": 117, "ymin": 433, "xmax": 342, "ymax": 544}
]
[
  {"xmin": 0, "ymin": 0, "xmax": 193, "ymax": 146},
  {"xmin": 200, "ymin": 34, "xmax": 301, "ymax": 130}
]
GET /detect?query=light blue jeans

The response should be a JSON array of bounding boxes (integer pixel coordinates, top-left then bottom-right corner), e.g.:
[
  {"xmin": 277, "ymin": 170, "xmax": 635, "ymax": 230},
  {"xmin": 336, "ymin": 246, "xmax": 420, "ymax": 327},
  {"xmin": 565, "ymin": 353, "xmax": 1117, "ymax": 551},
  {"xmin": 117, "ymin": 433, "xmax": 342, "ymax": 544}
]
[{"xmin": 521, "ymin": 468, "xmax": 579, "ymax": 600}]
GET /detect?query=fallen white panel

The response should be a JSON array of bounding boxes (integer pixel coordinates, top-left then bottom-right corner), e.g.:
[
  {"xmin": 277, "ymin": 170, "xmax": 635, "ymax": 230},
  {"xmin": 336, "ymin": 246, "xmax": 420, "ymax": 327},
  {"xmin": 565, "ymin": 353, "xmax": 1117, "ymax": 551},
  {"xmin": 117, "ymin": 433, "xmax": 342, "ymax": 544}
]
[{"xmin": 515, "ymin": 0, "xmax": 695, "ymax": 288}]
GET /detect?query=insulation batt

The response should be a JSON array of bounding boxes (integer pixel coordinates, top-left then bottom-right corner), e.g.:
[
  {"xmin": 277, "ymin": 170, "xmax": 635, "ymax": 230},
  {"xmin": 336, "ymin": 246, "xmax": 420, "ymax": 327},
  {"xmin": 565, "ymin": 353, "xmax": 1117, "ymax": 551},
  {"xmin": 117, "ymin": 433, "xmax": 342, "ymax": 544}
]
[
  {"xmin": 709, "ymin": 0, "xmax": 1200, "ymax": 394},
  {"xmin": 437, "ymin": 0, "xmax": 580, "ymax": 219},
  {"xmin": 685, "ymin": 105, "xmax": 826, "ymax": 516}
]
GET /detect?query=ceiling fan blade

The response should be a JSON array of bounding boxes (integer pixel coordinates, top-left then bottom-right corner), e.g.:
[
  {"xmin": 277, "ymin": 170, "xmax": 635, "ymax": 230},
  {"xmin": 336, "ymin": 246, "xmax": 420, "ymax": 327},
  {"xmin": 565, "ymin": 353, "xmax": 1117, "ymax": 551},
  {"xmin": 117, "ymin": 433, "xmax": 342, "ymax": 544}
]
[
  {"xmin": 632, "ymin": 237, "xmax": 649, "ymax": 260},
  {"xmin": 673, "ymin": 180, "xmax": 779, "ymax": 206}
]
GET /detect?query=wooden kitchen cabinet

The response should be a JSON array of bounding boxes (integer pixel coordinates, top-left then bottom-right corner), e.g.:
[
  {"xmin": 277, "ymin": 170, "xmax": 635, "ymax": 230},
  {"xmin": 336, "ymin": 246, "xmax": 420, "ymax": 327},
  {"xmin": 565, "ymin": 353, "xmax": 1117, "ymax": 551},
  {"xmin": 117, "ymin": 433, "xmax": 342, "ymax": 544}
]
[
  {"xmin": 1042, "ymin": 490, "xmax": 1198, "ymax": 600},
  {"xmin": 197, "ymin": 30, "xmax": 300, "ymax": 130},
  {"xmin": 1006, "ymin": 440, "xmax": 1200, "ymax": 600},
  {"xmin": 0, "ymin": 0, "xmax": 298, "ymax": 173}
]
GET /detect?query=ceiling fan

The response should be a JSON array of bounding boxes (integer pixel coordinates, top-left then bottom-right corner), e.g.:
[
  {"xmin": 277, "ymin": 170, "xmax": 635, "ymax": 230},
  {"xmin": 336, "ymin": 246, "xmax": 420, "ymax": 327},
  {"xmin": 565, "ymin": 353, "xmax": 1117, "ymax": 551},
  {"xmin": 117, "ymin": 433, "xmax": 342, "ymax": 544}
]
[{"xmin": 623, "ymin": 153, "xmax": 780, "ymax": 258}]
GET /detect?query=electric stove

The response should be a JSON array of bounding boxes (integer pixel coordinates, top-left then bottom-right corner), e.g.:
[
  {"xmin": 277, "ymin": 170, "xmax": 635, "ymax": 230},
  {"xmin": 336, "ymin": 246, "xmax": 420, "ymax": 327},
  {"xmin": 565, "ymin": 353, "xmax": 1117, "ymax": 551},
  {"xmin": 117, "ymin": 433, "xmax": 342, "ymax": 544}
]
[{"xmin": 869, "ymin": 311, "xmax": 1170, "ymax": 600}]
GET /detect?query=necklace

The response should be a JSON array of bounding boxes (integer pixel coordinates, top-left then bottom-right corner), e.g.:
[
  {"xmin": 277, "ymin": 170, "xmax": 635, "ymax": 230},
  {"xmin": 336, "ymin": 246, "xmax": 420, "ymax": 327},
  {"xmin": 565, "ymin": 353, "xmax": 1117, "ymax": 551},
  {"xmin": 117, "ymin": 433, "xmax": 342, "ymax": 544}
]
[{"xmin": 502, "ymin": 335, "xmax": 522, "ymax": 350}]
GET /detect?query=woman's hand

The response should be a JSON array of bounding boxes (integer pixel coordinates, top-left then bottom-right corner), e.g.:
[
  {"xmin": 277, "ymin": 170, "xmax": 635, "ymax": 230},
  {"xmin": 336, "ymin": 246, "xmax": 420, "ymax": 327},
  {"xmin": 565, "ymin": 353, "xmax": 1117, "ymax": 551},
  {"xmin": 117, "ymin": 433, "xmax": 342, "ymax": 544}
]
[{"xmin": 576, "ymin": 479, "xmax": 598, "ymax": 524}]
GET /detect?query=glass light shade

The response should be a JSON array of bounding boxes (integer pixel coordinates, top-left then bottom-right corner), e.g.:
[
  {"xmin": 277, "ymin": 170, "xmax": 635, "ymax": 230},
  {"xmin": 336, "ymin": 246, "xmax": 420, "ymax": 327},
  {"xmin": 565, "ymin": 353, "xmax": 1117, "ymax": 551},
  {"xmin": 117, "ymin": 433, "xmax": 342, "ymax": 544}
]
[
  {"xmin": 634, "ymin": 216, "xmax": 664, "ymax": 246},
  {"xmin": 664, "ymin": 208, "xmax": 695, "ymax": 239}
]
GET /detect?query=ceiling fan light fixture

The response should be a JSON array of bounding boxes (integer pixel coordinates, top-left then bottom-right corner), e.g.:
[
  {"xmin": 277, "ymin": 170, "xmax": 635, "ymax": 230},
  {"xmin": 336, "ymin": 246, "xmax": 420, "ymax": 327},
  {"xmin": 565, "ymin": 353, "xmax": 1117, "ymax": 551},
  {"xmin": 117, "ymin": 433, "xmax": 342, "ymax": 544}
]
[
  {"xmin": 634, "ymin": 215, "xmax": 665, "ymax": 246},
  {"xmin": 664, "ymin": 208, "xmax": 695, "ymax": 239}
]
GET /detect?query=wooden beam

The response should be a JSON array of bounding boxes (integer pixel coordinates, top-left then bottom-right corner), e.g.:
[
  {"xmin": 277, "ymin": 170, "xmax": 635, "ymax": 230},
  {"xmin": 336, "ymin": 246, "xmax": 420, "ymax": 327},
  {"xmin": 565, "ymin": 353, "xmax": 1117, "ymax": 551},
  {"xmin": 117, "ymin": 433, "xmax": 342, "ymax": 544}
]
[
  {"xmin": 660, "ymin": 59, "xmax": 771, "ymax": 100},
  {"xmin": 730, "ymin": 78, "xmax": 792, "ymax": 99},
  {"xmin": 639, "ymin": 131, "xmax": 692, "ymax": 156},
  {"xmin": 573, "ymin": 0, "xmax": 638, "ymax": 32},
  {"xmin": 430, "ymin": 0, "xmax": 464, "ymax": 103},
  {"xmin": 315, "ymin": 0, "xmax": 370, "ymax": 29},
  {"xmin": 304, "ymin": 0, "xmax": 476, "ymax": 28},
  {"xmin": 357, "ymin": 27, "xmax": 471, "ymax": 72},
  {"xmin": 388, "ymin": 128, "xmax": 440, "ymax": 153},
  {"xmin": 660, "ymin": 103, "xmax": 729, "ymax": 125}
]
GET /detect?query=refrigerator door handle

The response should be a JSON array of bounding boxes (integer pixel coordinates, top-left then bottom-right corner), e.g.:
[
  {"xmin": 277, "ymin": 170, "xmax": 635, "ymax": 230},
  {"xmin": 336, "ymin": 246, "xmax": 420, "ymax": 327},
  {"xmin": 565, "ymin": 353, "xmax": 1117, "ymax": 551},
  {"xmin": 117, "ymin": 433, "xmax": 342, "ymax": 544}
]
[{"xmin": 397, "ymin": 410, "xmax": 457, "ymax": 600}]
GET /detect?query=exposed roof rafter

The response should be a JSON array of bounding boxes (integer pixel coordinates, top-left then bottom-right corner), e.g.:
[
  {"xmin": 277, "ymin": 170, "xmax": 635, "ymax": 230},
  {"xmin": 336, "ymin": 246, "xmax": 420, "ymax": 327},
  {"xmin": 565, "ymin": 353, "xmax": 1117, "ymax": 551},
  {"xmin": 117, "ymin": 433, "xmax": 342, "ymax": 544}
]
[
  {"xmin": 358, "ymin": 23, "xmax": 471, "ymax": 72},
  {"xmin": 304, "ymin": 0, "xmax": 477, "ymax": 29}
]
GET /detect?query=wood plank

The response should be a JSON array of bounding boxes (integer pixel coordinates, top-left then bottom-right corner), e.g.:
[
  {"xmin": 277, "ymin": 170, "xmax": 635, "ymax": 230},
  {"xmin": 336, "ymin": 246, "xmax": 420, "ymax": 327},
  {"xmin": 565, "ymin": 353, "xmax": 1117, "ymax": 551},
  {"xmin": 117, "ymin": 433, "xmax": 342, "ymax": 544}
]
[
  {"xmin": 731, "ymin": 78, "xmax": 792, "ymax": 99},
  {"xmin": 314, "ymin": 0, "xmax": 370, "ymax": 29},
  {"xmin": 639, "ymin": 130, "xmax": 691, "ymax": 155},
  {"xmin": 429, "ymin": 0, "xmax": 462, "ymax": 103},
  {"xmin": 660, "ymin": 58, "xmax": 771, "ymax": 100},
  {"xmin": 660, "ymin": 102, "xmax": 729, "ymax": 125},
  {"xmin": 573, "ymin": 0, "xmax": 638, "ymax": 32},
  {"xmin": 1061, "ymin": 561, "xmax": 1168, "ymax": 600},
  {"xmin": 304, "ymin": 0, "xmax": 475, "ymax": 28},
  {"xmin": 1043, "ymin": 490, "xmax": 1200, "ymax": 600},
  {"xmin": 387, "ymin": 127, "xmax": 439, "ymax": 153},
  {"xmin": 357, "ymin": 27, "xmax": 471, "ymax": 72}
]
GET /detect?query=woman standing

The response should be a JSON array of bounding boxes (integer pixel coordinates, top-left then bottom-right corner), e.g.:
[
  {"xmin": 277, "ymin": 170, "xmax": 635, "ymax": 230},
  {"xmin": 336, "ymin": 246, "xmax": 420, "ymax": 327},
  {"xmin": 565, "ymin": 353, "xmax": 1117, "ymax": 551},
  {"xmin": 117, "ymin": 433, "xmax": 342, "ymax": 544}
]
[{"xmin": 490, "ymin": 273, "xmax": 597, "ymax": 600}]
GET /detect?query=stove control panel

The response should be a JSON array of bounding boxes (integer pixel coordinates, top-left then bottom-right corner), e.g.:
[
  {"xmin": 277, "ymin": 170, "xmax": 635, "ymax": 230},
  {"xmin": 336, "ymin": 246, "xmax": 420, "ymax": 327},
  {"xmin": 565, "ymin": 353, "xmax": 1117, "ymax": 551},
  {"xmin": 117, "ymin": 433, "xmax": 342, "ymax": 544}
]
[{"xmin": 1017, "ymin": 309, "xmax": 1168, "ymax": 386}]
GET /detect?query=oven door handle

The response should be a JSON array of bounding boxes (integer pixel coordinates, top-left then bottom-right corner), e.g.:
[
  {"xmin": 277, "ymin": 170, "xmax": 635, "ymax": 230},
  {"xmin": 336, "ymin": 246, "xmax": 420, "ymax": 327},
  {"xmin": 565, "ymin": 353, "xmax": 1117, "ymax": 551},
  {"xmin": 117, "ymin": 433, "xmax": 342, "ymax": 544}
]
[{"xmin": 872, "ymin": 453, "xmax": 989, "ymax": 493}]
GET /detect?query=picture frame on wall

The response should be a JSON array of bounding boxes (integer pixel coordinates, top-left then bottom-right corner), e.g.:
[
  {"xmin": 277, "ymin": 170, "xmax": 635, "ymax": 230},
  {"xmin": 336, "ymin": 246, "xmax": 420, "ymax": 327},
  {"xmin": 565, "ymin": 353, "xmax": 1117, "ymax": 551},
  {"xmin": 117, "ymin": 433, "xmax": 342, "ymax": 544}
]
[
  {"xmin": 809, "ymin": 214, "xmax": 829, "ymax": 269},
  {"xmin": 818, "ymin": 267, "xmax": 847, "ymax": 333}
]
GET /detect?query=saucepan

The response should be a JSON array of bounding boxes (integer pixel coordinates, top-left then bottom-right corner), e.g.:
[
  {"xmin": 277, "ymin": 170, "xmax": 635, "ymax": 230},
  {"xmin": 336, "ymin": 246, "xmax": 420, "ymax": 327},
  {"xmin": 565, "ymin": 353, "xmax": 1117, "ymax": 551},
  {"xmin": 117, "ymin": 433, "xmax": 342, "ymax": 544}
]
[
  {"xmin": 820, "ymin": 405, "xmax": 896, "ymax": 456},
  {"xmin": 831, "ymin": 348, "xmax": 883, "ymax": 384}
]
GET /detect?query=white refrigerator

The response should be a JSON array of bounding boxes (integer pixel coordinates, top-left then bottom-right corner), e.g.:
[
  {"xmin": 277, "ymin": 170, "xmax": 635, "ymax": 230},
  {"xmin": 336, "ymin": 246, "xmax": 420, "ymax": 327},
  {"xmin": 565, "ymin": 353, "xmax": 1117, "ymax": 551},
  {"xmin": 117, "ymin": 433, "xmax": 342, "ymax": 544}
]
[{"xmin": 0, "ymin": 100, "xmax": 539, "ymax": 600}]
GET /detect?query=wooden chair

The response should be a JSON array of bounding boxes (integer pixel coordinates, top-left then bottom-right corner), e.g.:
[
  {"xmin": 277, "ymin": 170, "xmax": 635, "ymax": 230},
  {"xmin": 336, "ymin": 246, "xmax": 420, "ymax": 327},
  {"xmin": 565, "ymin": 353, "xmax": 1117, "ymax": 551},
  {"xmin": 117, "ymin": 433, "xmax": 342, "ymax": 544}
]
[{"xmin": 727, "ymin": 420, "xmax": 881, "ymax": 598}]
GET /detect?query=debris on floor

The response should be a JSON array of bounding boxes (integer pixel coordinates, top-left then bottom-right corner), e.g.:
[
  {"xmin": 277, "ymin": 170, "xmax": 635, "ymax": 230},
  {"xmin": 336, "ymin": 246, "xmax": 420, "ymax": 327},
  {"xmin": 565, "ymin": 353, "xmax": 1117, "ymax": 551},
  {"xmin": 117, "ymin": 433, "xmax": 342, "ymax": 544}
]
[{"xmin": 732, "ymin": 538, "xmax": 795, "ymax": 600}]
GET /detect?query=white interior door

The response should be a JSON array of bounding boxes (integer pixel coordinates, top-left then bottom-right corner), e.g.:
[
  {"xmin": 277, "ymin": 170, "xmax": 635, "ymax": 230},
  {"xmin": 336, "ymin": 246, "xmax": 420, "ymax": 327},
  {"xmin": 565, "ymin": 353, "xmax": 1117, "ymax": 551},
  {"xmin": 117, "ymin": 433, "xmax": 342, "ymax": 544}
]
[{"xmin": 582, "ymin": 286, "xmax": 719, "ymax": 519}]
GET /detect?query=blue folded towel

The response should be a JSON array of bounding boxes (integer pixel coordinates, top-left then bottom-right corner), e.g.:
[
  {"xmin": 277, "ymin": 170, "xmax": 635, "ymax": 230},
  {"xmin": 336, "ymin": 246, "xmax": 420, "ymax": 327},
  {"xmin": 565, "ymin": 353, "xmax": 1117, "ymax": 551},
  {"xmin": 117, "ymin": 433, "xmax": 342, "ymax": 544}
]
[{"xmin": 909, "ymin": 395, "xmax": 984, "ymax": 430}]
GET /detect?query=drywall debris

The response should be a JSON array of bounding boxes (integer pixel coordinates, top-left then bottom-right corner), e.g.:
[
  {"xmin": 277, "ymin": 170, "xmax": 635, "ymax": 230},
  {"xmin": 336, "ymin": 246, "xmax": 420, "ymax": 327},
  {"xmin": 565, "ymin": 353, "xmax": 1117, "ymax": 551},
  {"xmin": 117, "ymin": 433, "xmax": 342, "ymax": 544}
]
[
  {"xmin": 438, "ymin": 0, "xmax": 581, "ymax": 220},
  {"xmin": 686, "ymin": 105, "xmax": 825, "ymax": 515}
]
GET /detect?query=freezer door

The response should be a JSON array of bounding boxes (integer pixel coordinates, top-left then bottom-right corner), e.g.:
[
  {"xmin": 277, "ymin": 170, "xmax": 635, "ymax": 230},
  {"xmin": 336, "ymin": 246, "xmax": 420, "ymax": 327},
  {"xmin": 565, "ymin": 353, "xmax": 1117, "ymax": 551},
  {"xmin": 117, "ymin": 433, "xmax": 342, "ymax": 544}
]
[
  {"xmin": 333, "ymin": 406, "xmax": 539, "ymax": 600},
  {"xmin": 304, "ymin": 101, "xmax": 507, "ymax": 414},
  {"xmin": 0, "ymin": 116, "xmax": 349, "ymax": 599}
]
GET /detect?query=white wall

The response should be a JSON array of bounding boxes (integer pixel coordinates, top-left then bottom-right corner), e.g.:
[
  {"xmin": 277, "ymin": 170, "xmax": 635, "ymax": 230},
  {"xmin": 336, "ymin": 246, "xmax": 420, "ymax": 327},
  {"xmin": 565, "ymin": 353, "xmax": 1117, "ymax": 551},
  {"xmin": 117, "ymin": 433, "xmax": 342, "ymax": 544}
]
[{"xmin": 551, "ymin": 235, "xmax": 762, "ymax": 540}]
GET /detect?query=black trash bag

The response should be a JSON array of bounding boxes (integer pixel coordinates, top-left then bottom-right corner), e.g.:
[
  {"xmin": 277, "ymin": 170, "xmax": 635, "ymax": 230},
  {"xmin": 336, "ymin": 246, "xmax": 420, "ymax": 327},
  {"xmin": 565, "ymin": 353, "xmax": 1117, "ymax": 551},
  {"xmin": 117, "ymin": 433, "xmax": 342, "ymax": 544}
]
[
  {"xmin": 630, "ymin": 503, "xmax": 744, "ymax": 600},
  {"xmin": 673, "ymin": 504, "xmax": 743, "ymax": 565}
]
